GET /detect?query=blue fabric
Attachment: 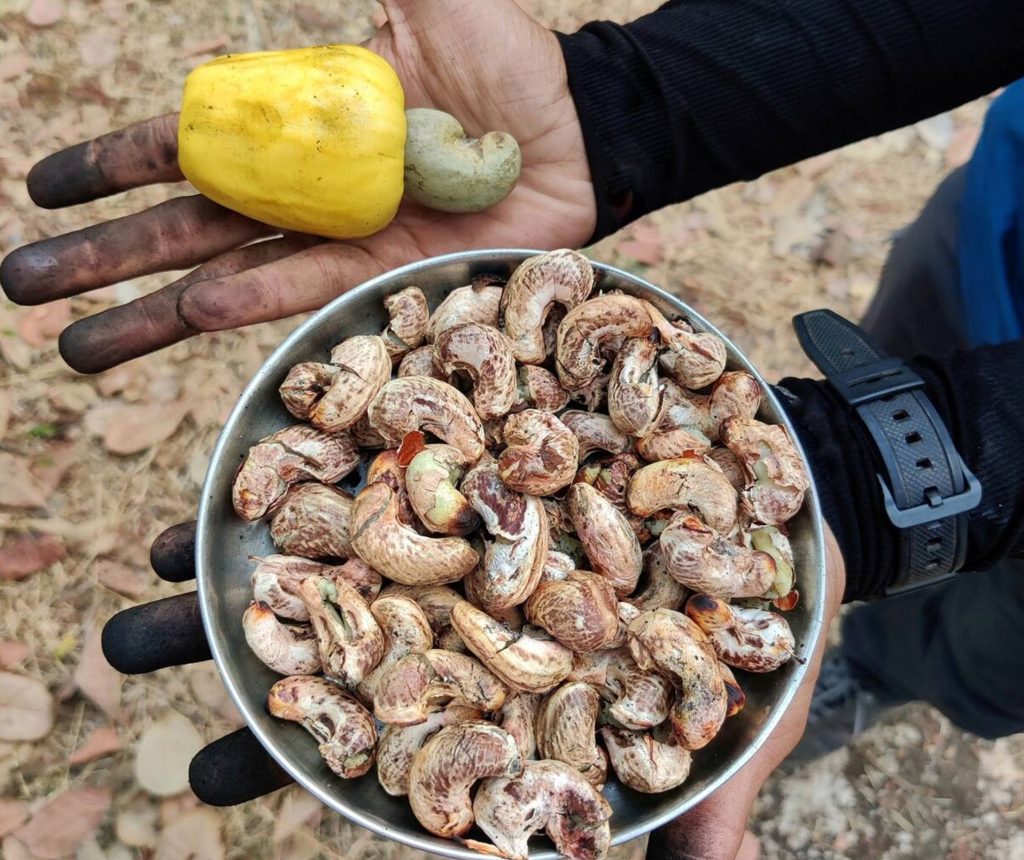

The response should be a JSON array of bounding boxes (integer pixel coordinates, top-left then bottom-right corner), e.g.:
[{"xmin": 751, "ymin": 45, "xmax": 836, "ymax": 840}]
[{"xmin": 957, "ymin": 82, "xmax": 1024, "ymax": 344}]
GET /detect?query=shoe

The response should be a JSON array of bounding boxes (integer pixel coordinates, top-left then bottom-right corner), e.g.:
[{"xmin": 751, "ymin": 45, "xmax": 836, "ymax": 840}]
[{"xmin": 786, "ymin": 649, "xmax": 899, "ymax": 764}]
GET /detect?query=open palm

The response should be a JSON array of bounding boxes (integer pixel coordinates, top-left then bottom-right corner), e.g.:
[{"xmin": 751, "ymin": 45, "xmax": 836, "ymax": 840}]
[{"xmin": 0, "ymin": 0, "xmax": 594, "ymax": 373}]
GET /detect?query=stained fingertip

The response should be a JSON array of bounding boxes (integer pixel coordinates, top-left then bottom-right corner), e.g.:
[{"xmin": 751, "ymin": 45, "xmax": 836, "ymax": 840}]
[
  {"xmin": 0, "ymin": 242, "xmax": 56, "ymax": 306},
  {"xmin": 27, "ymin": 141, "xmax": 110, "ymax": 210},
  {"xmin": 150, "ymin": 521, "xmax": 198, "ymax": 582},
  {"xmin": 102, "ymin": 592, "xmax": 211, "ymax": 674},
  {"xmin": 190, "ymin": 729, "xmax": 293, "ymax": 806}
]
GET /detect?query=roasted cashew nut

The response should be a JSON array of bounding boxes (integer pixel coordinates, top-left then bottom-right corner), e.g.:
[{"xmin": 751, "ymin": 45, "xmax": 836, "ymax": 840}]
[
  {"xmin": 560, "ymin": 410, "xmax": 631, "ymax": 462},
  {"xmin": 625, "ymin": 456, "xmax": 739, "ymax": 534},
  {"xmin": 567, "ymin": 483, "xmax": 642, "ymax": 597},
  {"xmin": 374, "ymin": 649, "xmax": 507, "ymax": 726},
  {"xmin": 382, "ymin": 286, "xmax": 429, "ymax": 362},
  {"xmin": 721, "ymin": 417, "xmax": 811, "ymax": 525},
  {"xmin": 355, "ymin": 594, "xmax": 434, "ymax": 705},
  {"xmin": 600, "ymin": 724, "xmax": 692, "ymax": 794},
  {"xmin": 405, "ymin": 444, "xmax": 480, "ymax": 535},
  {"xmin": 426, "ymin": 279, "xmax": 504, "ymax": 342},
  {"xmin": 306, "ymin": 335, "xmax": 392, "ymax": 431},
  {"xmin": 368, "ymin": 376, "xmax": 486, "ymax": 463},
  {"xmin": 498, "ymin": 249, "xmax": 595, "ymax": 365},
  {"xmin": 298, "ymin": 575, "xmax": 385, "ymax": 689},
  {"xmin": 469, "ymin": 760, "xmax": 612, "ymax": 860},
  {"xmin": 536, "ymin": 682, "xmax": 607, "ymax": 787},
  {"xmin": 268, "ymin": 676, "xmax": 377, "ymax": 779},
  {"xmin": 350, "ymin": 482, "xmax": 479, "ymax": 586},
  {"xmin": 242, "ymin": 601, "xmax": 321, "ymax": 676},
  {"xmin": 381, "ymin": 583, "xmax": 467, "ymax": 652},
  {"xmin": 269, "ymin": 483, "xmax": 354, "ymax": 559},
  {"xmin": 656, "ymin": 320, "xmax": 728, "ymax": 391},
  {"xmin": 451, "ymin": 600, "xmax": 573, "ymax": 693},
  {"xmin": 498, "ymin": 410, "xmax": 579, "ymax": 496},
  {"xmin": 367, "ymin": 447, "xmax": 420, "ymax": 529},
  {"xmin": 495, "ymin": 693, "xmax": 541, "ymax": 761},
  {"xmin": 635, "ymin": 380, "xmax": 713, "ymax": 462},
  {"xmin": 628, "ymin": 609, "xmax": 728, "ymax": 750},
  {"xmin": 512, "ymin": 365, "xmax": 569, "ymax": 413},
  {"xmin": 626, "ymin": 544, "xmax": 690, "ymax": 613},
  {"xmin": 706, "ymin": 445, "xmax": 747, "ymax": 490},
  {"xmin": 570, "ymin": 647, "xmax": 673, "ymax": 731},
  {"xmin": 397, "ymin": 344, "xmax": 443, "ymax": 379},
  {"xmin": 433, "ymin": 323, "xmax": 517, "ymax": 420},
  {"xmin": 685, "ymin": 593, "xmax": 796, "ymax": 672},
  {"xmin": 608, "ymin": 335, "xmax": 662, "ymax": 436},
  {"xmin": 231, "ymin": 424, "xmax": 359, "ymax": 520},
  {"xmin": 279, "ymin": 362, "xmax": 339, "ymax": 420},
  {"xmin": 250, "ymin": 555, "xmax": 382, "ymax": 622},
  {"xmin": 525, "ymin": 570, "xmax": 620, "ymax": 652}
]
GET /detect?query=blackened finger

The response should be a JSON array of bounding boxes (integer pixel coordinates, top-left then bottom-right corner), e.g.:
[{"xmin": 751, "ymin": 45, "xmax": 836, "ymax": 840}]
[
  {"xmin": 189, "ymin": 728, "xmax": 294, "ymax": 806},
  {"xmin": 150, "ymin": 521, "xmax": 197, "ymax": 583},
  {"xmin": 102, "ymin": 591, "xmax": 211, "ymax": 674}
]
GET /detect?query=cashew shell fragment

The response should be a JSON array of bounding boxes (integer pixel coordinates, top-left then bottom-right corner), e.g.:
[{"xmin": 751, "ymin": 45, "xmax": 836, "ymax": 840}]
[
  {"xmin": 242, "ymin": 601, "xmax": 321, "ymax": 676},
  {"xmin": 434, "ymin": 322, "xmax": 518, "ymax": 420},
  {"xmin": 269, "ymin": 483, "xmax": 354, "ymax": 559},
  {"xmin": 536, "ymin": 682, "xmax": 607, "ymax": 786},
  {"xmin": 250, "ymin": 554, "xmax": 382, "ymax": 621}
]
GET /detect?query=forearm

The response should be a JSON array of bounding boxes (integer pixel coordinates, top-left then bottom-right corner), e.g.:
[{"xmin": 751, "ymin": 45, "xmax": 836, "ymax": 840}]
[
  {"xmin": 777, "ymin": 339, "xmax": 1024, "ymax": 601},
  {"xmin": 557, "ymin": 0, "xmax": 1024, "ymax": 239}
]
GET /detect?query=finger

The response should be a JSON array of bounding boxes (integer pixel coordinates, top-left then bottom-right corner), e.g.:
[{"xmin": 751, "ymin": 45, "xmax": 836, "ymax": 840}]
[
  {"xmin": 1, "ymin": 195, "xmax": 269, "ymax": 306},
  {"xmin": 150, "ymin": 521, "xmax": 197, "ymax": 583},
  {"xmin": 58, "ymin": 235, "xmax": 315, "ymax": 374},
  {"xmin": 189, "ymin": 728, "xmax": 294, "ymax": 806},
  {"xmin": 26, "ymin": 113, "xmax": 184, "ymax": 209},
  {"xmin": 177, "ymin": 242, "xmax": 389, "ymax": 332},
  {"xmin": 102, "ymin": 591, "xmax": 211, "ymax": 674}
]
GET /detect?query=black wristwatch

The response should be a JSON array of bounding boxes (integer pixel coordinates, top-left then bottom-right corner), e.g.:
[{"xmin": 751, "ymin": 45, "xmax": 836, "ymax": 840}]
[{"xmin": 792, "ymin": 309, "xmax": 982, "ymax": 596}]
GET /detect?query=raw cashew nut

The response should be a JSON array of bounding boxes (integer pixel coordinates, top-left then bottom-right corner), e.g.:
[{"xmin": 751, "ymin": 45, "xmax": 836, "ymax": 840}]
[
  {"xmin": 560, "ymin": 411, "xmax": 631, "ymax": 462},
  {"xmin": 298, "ymin": 576, "xmax": 385, "ymax": 689},
  {"xmin": 382, "ymin": 584, "xmax": 467, "ymax": 652},
  {"xmin": 269, "ymin": 483, "xmax": 354, "ymax": 559},
  {"xmin": 309, "ymin": 335, "xmax": 392, "ymax": 431},
  {"xmin": 368, "ymin": 376, "xmax": 486, "ymax": 462},
  {"xmin": 721, "ymin": 417, "xmax": 811, "ymax": 525},
  {"xmin": 405, "ymin": 444, "xmax": 480, "ymax": 535},
  {"xmin": 751, "ymin": 525, "xmax": 798, "ymax": 605},
  {"xmin": 495, "ymin": 693, "xmax": 541, "ymax": 761},
  {"xmin": 570, "ymin": 648, "xmax": 673, "ymax": 731},
  {"xmin": 536, "ymin": 682, "xmax": 607, "ymax": 786},
  {"xmin": 409, "ymin": 721, "xmax": 523, "ymax": 838},
  {"xmin": 404, "ymin": 109, "xmax": 522, "ymax": 214},
  {"xmin": 625, "ymin": 456, "xmax": 739, "ymax": 534},
  {"xmin": 498, "ymin": 410, "xmax": 579, "ymax": 496},
  {"xmin": 433, "ymin": 323, "xmax": 517, "ymax": 420},
  {"xmin": 397, "ymin": 344, "xmax": 443, "ymax": 379},
  {"xmin": 250, "ymin": 555, "xmax": 382, "ymax": 621},
  {"xmin": 498, "ymin": 249, "xmax": 595, "ymax": 364},
  {"xmin": 685, "ymin": 593, "xmax": 796, "ymax": 672},
  {"xmin": 374, "ymin": 649, "xmax": 507, "ymax": 725},
  {"xmin": 356, "ymin": 594, "xmax": 434, "ymax": 704},
  {"xmin": 567, "ymin": 483, "xmax": 642, "ymax": 597},
  {"xmin": 608, "ymin": 335, "xmax": 662, "ymax": 436},
  {"xmin": 382, "ymin": 286, "xmax": 429, "ymax": 362},
  {"xmin": 513, "ymin": 365, "xmax": 570, "ymax": 413},
  {"xmin": 626, "ymin": 544, "xmax": 690, "ymax": 613},
  {"xmin": 600, "ymin": 724, "xmax": 692, "ymax": 794},
  {"xmin": 242, "ymin": 601, "xmax": 321, "ymax": 675},
  {"xmin": 366, "ymin": 448, "xmax": 419, "ymax": 529},
  {"xmin": 627, "ymin": 609, "xmax": 728, "ymax": 750},
  {"xmin": 352, "ymin": 412, "xmax": 387, "ymax": 448},
  {"xmin": 350, "ymin": 482, "xmax": 479, "ymax": 585},
  {"xmin": 657, "ymin": 322, "xmax": 728, "ymax": 390},
  {"xmin": 469, "ymin": 760, "xmax": 612, "ymax": 860},
  {"xmin": 231, "ymin": 424, "xmax": 359, "ymax": 520},
  {"xmin": 451, "ymin": 600, "xmax": 573, "ymax": 693},
  {"xmin": 268, "ymin": 676, "xmax": 377, "ymax": 779},
  {"xmin": 525, "ymin": 570, "xmax": 620, "ymax": 652},
  {"xmin": 426, "ymin": 279, "xmax": 504, "ymax": 342},
  {"xmin": 719, "ymin": 661, "xmax": 747, "ymax": 716},
  {"xmin": 279, "ymin": 362, "xmax": 339, "ymax": 419}
]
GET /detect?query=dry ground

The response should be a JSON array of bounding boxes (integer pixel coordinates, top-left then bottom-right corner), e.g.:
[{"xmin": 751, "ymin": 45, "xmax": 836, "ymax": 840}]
[{"xmin": 1, "ymin": 1, "xmax": 1023, "ymax": 858}]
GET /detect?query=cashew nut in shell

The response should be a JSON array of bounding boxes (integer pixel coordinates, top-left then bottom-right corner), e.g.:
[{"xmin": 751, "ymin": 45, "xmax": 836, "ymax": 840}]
[
  {"xmin": 242, "ymin": 601, "xmax": 321, "ymax": 675},
  {"xmin": 408, "ymin": 721, "xmax": 523, "ymax": 838},
  {"xmin": 267, "ymin": 676, "xmax": 377, "ymax": 779},
  {"xmin": 351, "ymin": 412, "xmax": 387, "ymax": 448},
  {"xmin": 600, "ymin": 724, "xmax": 692, "ymax": 794},
  {"xmin": 250, "ymin": 555, "xmax": 382, "ymax": 622},
  {"xmin": 349, "ymin": 481, "xmax": 479, "ymax": 585},
  {"xmin": 496, "ymin": 693, "xmax": 541, "ymax": 761},
  {"xmin": 382, "ymin": 583, "xmax": 466, "ymax": 652},
  {"xmin": 498, "ymin": 410, "xmax": 579, "ymax": 496},
  {"xmin": 685, "ymin": 593, "xmax": 796, "ymax": 672},
  {"xmin": 560, "ymin": 410, "xmax": 631, "ymax": 463},
  {"xmin": 382, "ymin": 286, "xmax": 429, "ymax": 361},
  {"xmin": 707, "ymin": 445, "xmax": 747, "ymax": 490},
  {"xmin": 355, "ymin": 594, "xmax": 434, "ymax": 704},
  {"xmin": 536, "ymin": 682, "xmax": 607, "ymax": 786},
  {"xmin": 279, "ymin": 362, "xmax": 339, "ymax": 420},
  {"xmin": 626, "ymin": 544, "xmax": 690, "ymax": 613},
  {"xmin": 750, "ymin": 525, "xmax": 797, "ymax": 604},
  {"xmin": 625, "ymin": 456, "xmax": 739, "ymax": 533},
  {"xmin": 656, "ymin": 321, "xmax": 728, "ymax": 390},
  {"xmin": 305, "ymin": 335, "xmax": 392, "ymax": 431},
  {"xmin": 366, "ymin": 447, "xmax": 419, "ymax": 528},
  {"xmin": 498, "ymin": 249, "xmax": 594, "ymax": 365},
  {"xmin": 513, "ymin": 365, "xmax": 569, "ymax": 413},
  {"xmin": 540, "ymin": 549, "xmax": 576, "ymax": 584},
  {"xmin": 567, "ymin": 483, "xmax": 642, "ymax": 597},
  {"xmin": 405, "ymin": 444, "xmax": 480, "ymax": 535},
  {"xmin": 525, "ymin": 570, "xmax": 620, "ymax": 653},
  {"xmin": 570, "ymin": 647, "xmax": 673, "ymax": 731},
  {"xmin": 608, "ymin": 335, "xmax": 662, "ymax": 436},
  {"xmin": 433, "ymin": 323, "xmax": 517, "ymax": 420},
  {"xmin": 403, "ymin": 109, "xmax": 521, "ymax": 214},
  {"xmin": 397, "ymin": 344, "xmax": 443, "ymax": 379},
  {"xmin": 426, "ymin": 279, "xmax": 504, "ymax": 342},
  {"xmin": 719, "ymin": 661, "xmax": 747, "ymax": 716},
  {"xmin": 269, "ymin": 483, "xmax": 354, "ymax": 559}
]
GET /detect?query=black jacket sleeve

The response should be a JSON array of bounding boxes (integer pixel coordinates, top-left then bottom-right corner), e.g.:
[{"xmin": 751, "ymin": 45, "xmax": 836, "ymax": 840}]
[
  {"xmin": 776, "ymin": 339, "xmax": 1024, "ymax": 602},
  {"xmin": 557, "ymin": 1, "xmax": 1024, "ymax": 240}
]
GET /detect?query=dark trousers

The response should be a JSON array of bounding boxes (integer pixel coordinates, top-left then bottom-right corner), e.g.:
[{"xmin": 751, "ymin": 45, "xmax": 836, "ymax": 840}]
[{"xmin": 843, "ymin": 168, "xmax": 1024, "ymax": 740}]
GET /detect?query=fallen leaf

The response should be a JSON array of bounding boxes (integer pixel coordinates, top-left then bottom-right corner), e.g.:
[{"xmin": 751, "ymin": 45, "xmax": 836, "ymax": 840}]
[
  {"xmin": 73, "ymin": 626, "xmax": 122, "ymax": 721},
  {"xmin": 0, "ymin": 534, "xmax": 65, "ymax": 581},
  {"xmin": 182, "ymin": 35, "xmax": 229, "ymax": 57},
  {"xmin": 135, "ymin": 710, "xmax": 204, "ymax": 796},
  {"xmin": 95, "ymin": 560, "xmax": 149, "ymax": 598},
  {"xmin": 273, "ymin": 789, "xmax": 323, "ymax": 844},
  {"xmin": 16, "ymin": 300, "xmax": 71, "ymax": 347},
  {"xmin": 78, "ymin": 30, "xmax": 119, "ymax": 68},
  {"xmin": 115, "ymin": 802, "xmax": 158, "ymax": 848},
  {"xmin": 49, "ymin": 381, "xmax": 98, "ymax": 414},
  {"xmin": 24, "ymin": 0, "xmax": 62, "ymax": 26},
  {"xmin": 2, "ymin": 835, "xmax": 33, "ymax": 860},
  {"xmin": 14, "ymin": 787, "xmax": 111, "ymax": 859},
  {"xmin": 154, "ymin": 808, "xmax": 224, "ymax": 860},
  {"xmin": 616, "ymin": 237, "xmax": 663, "ymax": 266},
  {"xmin": 187, "ymin": 665, "xmax": 243, "ymax": 726},
  {"xmin": 294, "ymin": 2, "xmax": 332, "ymax": 29},
  {"xmin": 0, "ymin": 52, "xmax": 31, "ymax": 81},
  {"xmin": 0, "ymin": 671, "xmax": 54, "ymax": 740},
  {"xmin": 29, "ymin": 441, "xmax": 78, "ymax": 492},
  {"xmin": 0, "ymin": 799, "xmax": 28, "ymax": 838},
  {"xmin": 0, "ymin": 453, "xmax": 50, "ymax": 508},
  {"xmin": 69, "ymin": 725, "xmax": 120, "ymax": 765},
  {"xmin": 86, "ymin": 401, "xmax": 189, "ymax": 455},
  {"xmin": 0, "ymin": 641, "xmax": 30, "ymax": 670}
]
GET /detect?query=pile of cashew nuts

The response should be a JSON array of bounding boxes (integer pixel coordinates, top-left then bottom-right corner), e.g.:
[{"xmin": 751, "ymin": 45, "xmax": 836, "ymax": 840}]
[{"xmin": 231, "ymin": 250, "xmax": 811, "ymax": 860}]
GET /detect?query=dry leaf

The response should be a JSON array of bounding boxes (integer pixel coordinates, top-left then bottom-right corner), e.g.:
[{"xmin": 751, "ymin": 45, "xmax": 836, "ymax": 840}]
[
  {"xmin": 0, "ymin": 534, "xmax": 65, "ymax": 581},
  {"xmin": 73, "ymin": 626, "xmax": 122, "ymax": 721},
  {"xmin": 0, "ymin": 799, "xmax": 28, "ymax": 838},
  {"xmin": 86, "ymin": 401, "xmax": 189, "ymax": 455},
  {"xmin": 0, "ymin": 641, "xmax": 30, "ymax": 670},
  {"xmin": 273, "ymin": 789, "xmax": 323, "ymax": 843},
  {"xmin": 14, "ymin": 786, "xmax": 111, "ymax": 859},
  {"xmin": 2, "ymin": 834, "xmax": 33, "ymax": 860},
  {"xmin": 24, "ymin": 0, "xmax": 62, "ymax": 26},
  {"xmin": 0, "ymin": 52, "xmax": 31, "ymax": 81},
  {"xmin": 616, "ymin": 237, "xmax": 663, "ymax": 266},
  {"xmin": 135, "ymin": 710, "xmax": 204, "ymax": 796},
  {"xmin": 187, "ymin": 665, "xmax": 243, "ymax": 726},
  {"xmin": 0, "ymin": 453, "xmax": 50, "ymax": 508},
  {"xmin": 115, "ymin": 802, "xmax": 158, "ymax": 849},
  {"xmin": 154, "ymin": 808, "xmax": 224, "ymax": 860},
  {"xmin": 29, "ymin": 441, "xmax": 78, "ymax": 493},
  {"xmin": 0, "ymin": 671, "xmax": 54, "ymax": 740},
  {"xmin": 69, "ymin": 725, "xmax": 121, "ymax": 765},
  {"xmin": 182, "ymin": 35, "xmax": 229, "ymax": 57},
  {"xmin": 79, "ymin": 30, "xmax": 119, "ymax": 67},
  {"xmin": 16, "ymin": 299, "xmax": 71, "ymax": 347},
  {"xmin": 95, "ymin": 560, "xmax": 149, "ymax": 598}
]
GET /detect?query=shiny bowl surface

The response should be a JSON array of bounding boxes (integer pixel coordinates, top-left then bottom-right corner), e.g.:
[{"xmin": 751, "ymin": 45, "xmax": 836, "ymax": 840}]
[{"xmin": 196, "ymin": 249, "xmax": 826, "ymax": 858}]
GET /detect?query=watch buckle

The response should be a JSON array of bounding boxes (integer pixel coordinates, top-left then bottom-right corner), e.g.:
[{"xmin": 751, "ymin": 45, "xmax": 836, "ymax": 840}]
[{"xmin": 878, "ymin": 463, "xmax": 983, "ymax": 529}]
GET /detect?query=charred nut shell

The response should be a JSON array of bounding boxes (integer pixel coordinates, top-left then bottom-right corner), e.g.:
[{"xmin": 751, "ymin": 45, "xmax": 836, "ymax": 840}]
[
  {"xmin": 382, "ymin": 286, "xmax": 429, "ymax": 361},
  {"xmin": 567, "ymin": 483, "xmax": 642, "ymax": 597},
  {"xmin": 356, "ymin": 594, "xmax": 434, "ymax": 705},
  {"xmin": 719, "ymin": 661, "xmax": 747, "ymax": 716},
  {"xmin": 685, "ymin": 593, "xmax": 796, "ymax": 672},
  {"xmin": 269, "ymin": 483, "xmax": 354, "ymax": 559},
  {"xmin": 608, "ymin": 335, "xmax": 661, "ymax": 437},
  {"xmin": 625, "ymin": 456, "xmax": 739, "ymax": 534},
  {"xmin": 408, "ymin": 722, "xmax": 523, "ymax": 838},
  {"xmin": 536, "ymin": 682, "xmax": 607, "ymax": 786},
  {"xmin": 721, "ymin": 417, "xmax": 810, "ymax": 525},
  {"xmin": 427, "ymin": 282, "xmax": 504, "ymax": 342},
  {"xmin": 525, "ymin": 570, "xmax": 620, "ymax": 653},
  {"xmin": 433, "ymin": 323, "xmax": 517, "ymax": 420},
  {"xmin": 310, "ymin": 335, "xmax": 392, "ymax": 431},
  {"xmin": 498, "ymin": 410, "xmax": 579, "ymax": 496},
  {"xmin": 279, "ymin": 362, "xmax": 340, "ymax": 419},
  {"xmin": 600, "ymin": 725, "xmax": 692, "ymax": 794},
  {"xmin": 405, "ymin": 445, "xmax": 480, "ymax": 535},
  {"xmin": 242, "ymin": 601, "xmax": 321, "ymax": 675},
  {"xmin": 250, "ymin": 555, "xmax": 382, "ymax": 622},
  {"xmin": 268, "ymin": 676, "xmax": 377, "ymax": 779}
]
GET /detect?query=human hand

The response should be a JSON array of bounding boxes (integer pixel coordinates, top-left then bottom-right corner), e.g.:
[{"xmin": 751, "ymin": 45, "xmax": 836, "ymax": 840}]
[
  {"xmin": 645, "ymin": 527, "xmax": 846, "ymax": 860},
  {"xmin": 0, "ymin": 0, "xmax": 594, "ymax": 374}
]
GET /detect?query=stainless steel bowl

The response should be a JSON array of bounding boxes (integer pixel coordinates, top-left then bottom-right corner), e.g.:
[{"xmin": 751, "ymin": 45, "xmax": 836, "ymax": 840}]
[{"xmin": 196, "ymin": 249, "xmax": 826, "ymax": 858}]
